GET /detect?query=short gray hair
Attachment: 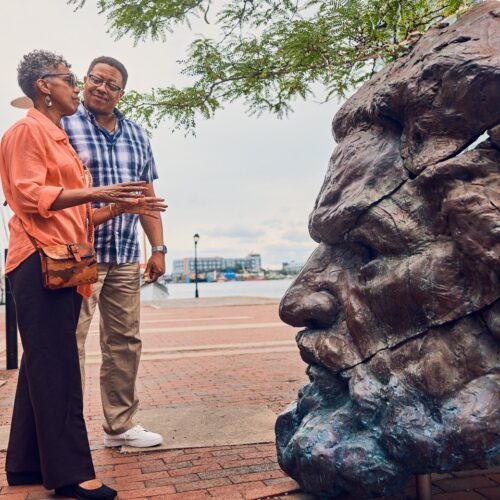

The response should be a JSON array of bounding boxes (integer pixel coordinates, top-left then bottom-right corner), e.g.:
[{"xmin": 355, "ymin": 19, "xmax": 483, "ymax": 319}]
[{"xmin": 17, "ymin": 50, "xmax": 71, "ymax": 100}]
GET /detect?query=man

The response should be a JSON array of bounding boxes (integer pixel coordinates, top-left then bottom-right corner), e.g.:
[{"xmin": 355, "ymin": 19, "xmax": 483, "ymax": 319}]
[{"xmin": 62, "ymin": 56, "xmax": 166, "ymax": 448}]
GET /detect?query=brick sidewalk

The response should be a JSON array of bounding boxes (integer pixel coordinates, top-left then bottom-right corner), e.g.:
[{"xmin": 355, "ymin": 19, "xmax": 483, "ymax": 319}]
[{"xmin": 0, "ymin": 300, "xmax": 498, "ymax": 500}]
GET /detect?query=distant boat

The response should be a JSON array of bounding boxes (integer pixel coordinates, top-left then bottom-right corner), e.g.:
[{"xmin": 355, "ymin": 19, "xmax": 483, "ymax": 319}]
[{"xmin": 242, "ymin": 276, "xmax": 266, "ymax": 281}]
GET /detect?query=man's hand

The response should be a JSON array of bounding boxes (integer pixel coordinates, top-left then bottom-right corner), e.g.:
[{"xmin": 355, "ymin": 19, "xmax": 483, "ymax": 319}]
[
  {"xmin": 140, "ymin": 182, "xmax": 165, "ymax": 284},
  {"xmin": 117, "ymin": 197, "xmax": 167, "ymax": 217},
  {"xmin": 144, "ymin": 252, "xmax": 165, "ymax": 283}
]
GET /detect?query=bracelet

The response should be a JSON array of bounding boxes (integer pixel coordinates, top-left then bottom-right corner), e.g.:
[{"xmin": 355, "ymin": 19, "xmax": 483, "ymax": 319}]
[{"xmin": 109, "ymin": 203, "xmax": 117, "ymax": 218}]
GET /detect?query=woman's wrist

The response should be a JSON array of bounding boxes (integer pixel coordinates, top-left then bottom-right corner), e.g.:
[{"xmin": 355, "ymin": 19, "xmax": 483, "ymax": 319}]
[
  {"xmin": 109, "ymin": 203, "xmax": 124, "ymax": 218},
  {"xmin": 86, "ymin": 187, "xmax": 97, "ymax": 203}
]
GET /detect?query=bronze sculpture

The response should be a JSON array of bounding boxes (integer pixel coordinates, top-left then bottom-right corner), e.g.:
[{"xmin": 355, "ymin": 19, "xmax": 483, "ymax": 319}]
[{"xmin": 276, "ymin": 2, "xmax": 500, "ymax": 497}]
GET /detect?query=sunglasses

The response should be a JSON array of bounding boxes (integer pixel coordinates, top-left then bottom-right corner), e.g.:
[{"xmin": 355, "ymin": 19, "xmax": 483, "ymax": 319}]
[
  {"xmin": 41, "ymin": 72, "xmax": 78, "ymax": 88},
  {"xmin": 86, "ymin": 73, "xmax": 123, "ymax": 93}
]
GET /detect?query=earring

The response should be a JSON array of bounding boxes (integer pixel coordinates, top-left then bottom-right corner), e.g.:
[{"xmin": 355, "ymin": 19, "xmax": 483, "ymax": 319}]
[{"xmin": 45, "ymin": 94, "xmax": 52, "ymax": 107}]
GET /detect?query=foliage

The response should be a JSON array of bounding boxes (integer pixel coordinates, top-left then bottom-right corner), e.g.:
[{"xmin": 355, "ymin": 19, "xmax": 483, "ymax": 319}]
[{"xmin": 69, "ymin": 0, "xmax": 475, "ymax": 131}]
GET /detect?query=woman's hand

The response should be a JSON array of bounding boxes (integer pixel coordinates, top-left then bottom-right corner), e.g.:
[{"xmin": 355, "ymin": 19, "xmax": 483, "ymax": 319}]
[
  {"xmin": 115, "ymin": 197, "xmax": 168, "ymax": 218},
  {"xmin": 90, "ymin": 181, "xmax": 148, "ymax": 203}
]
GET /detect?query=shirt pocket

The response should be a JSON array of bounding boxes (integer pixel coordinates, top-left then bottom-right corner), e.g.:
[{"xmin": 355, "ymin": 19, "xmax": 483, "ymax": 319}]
[{"xmin": 114, "ymin": 140, "xmax": 145, "ymax": 182}]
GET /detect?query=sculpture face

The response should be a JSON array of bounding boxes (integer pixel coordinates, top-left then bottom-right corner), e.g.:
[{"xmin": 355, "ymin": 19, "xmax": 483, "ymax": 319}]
[{"xmin": 276, "ymin": 2, "xmax": 500, "ymax": 497}]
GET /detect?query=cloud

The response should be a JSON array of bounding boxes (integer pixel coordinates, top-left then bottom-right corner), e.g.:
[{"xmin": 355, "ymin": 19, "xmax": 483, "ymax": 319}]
[
  {"xmin": 262, "ymin": 241, "xmax": 316, "ymax": 267},
  {"xmin": 282, "ymin": 230, "xmax": 313, "ymax": 243},
  {"xmin": 260, "ymin": 218, "xmax": 284, "ymax": 230},
  {"xmin": 205, "ymin": 226, "xmax": 265, "ymax": 239}
]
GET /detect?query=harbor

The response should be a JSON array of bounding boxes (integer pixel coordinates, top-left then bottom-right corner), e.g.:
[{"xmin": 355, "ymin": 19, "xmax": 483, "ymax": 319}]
[{"xmin": 140, "ymin": 278, "xmax": 294, "ymax": 301}]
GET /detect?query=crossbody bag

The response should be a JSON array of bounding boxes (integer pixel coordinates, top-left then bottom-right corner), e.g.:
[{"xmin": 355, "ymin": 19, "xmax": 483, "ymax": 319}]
[{"xmin": 22, "ymin": 205, "xmax": 98, "ymax": 290}]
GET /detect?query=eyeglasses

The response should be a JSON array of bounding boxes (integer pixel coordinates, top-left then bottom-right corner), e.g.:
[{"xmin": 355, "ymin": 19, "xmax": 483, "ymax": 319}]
[
  {"xmin": 41, "ymin": 72, "xmax": 78, "ymax": 87},
  {"xmin": 86, "ymin": 73, "xmax": 123, "ymax": 93}
]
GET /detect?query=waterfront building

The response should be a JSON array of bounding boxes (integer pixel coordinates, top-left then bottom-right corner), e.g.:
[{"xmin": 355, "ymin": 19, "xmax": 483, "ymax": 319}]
[
  {"xmin": 172, "ymin": 253, "xmax": 261, "ymax": 278},
  {"xmin": 282, "ymin": 260, "xmax": 304, "ymax": 274}
]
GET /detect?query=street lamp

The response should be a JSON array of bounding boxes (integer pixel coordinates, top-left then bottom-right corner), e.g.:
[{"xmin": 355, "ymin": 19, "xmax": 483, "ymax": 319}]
[
  {"xmin": 3, "ymin": 97, "xmax": 30, "ymax": 369},
  {"xmin": 193, "ymin": 233, "xmax": 200, "ymax": 298}
]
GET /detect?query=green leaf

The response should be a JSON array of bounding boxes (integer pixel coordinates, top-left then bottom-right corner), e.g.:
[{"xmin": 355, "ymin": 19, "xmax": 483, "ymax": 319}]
[{"xmin": 71, "ymin": 0, "xmax": 475, "ymax": 132}]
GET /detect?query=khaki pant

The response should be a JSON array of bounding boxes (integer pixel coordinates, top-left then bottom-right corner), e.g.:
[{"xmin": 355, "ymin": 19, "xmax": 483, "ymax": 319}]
[{"xmin": 76, "ymin": 262, "xmax": 141, "ymax": 435}]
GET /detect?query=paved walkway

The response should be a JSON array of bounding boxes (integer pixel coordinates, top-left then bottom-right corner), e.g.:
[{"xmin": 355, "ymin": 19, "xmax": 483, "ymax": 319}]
[{"xmin": 0, "ymin": 298, "xmax": 498, "ymax": 499}]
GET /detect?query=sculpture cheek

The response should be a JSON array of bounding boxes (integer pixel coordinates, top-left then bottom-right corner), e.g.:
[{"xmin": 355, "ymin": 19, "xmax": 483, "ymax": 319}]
[
  {"xmin": 418, "ymin": 349, "xmax": 461, "ymax": 399},
  {"xmin": 443, "ymin": 375, "xmax": 500, "ymax": 463}
]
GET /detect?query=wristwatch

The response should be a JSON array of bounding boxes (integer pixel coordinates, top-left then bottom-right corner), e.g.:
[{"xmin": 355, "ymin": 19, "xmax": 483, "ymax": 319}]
[{"xmin": 151, "ymin": 245, "xmax": 168, "ymax": 254}]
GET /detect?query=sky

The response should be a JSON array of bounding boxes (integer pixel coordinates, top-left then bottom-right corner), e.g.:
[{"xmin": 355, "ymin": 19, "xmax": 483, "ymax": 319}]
[{"xmin": 0, "ymin": 0, "xmax": 343, "ymax": 271}]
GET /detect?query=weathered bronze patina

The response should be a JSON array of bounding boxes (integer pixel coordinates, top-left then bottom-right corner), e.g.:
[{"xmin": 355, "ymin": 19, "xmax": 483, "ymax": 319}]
[{"xmin": 276, "ymin": 2, "xmax": 500, "ymax": 497}]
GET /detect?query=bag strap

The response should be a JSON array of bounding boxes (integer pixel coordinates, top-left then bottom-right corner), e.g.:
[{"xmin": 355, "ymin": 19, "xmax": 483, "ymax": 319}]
[
  {"xmin": 19, "ymin": 202, "xmax": 94, "ymax": 250},
  {"xmin": 84, "ymin": 201, "xmax": 94, "ymax": 244},
  {"xmin": 19, "ymin": 219, "xmax": 42, "ymax": 252}
]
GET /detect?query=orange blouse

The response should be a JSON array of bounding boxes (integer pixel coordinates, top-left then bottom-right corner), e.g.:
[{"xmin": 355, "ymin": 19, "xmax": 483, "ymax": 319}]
[{"xmin": 0, "ymin": 108, "xmax": 93, "ymax": 293}]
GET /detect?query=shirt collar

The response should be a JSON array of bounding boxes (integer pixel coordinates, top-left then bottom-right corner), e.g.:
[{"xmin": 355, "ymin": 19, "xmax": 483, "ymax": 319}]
[{"xmin": 27, "ymin": 108, "xmax": 67, "ymax": 141}]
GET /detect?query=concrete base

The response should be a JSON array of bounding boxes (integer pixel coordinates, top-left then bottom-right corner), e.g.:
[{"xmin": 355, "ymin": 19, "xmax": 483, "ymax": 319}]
[{"xmin": 121, "ymin": 405, "xmax": 278, "ymax": 453}]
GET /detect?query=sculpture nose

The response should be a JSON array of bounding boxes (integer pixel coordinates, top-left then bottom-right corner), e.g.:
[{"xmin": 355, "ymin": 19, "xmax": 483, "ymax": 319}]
[{"xmin": 279, "ymin": 285, "xmax": 338, "ymax": 329}]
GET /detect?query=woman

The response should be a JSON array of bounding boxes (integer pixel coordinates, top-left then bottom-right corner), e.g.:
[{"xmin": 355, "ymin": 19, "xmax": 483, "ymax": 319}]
[{"xmin": 0, "ymin": 50, "xmax": 166, "ymax": 499}]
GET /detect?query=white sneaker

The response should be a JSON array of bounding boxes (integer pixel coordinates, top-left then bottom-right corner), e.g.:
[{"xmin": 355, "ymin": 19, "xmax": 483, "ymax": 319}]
[{"xmin": 104, "ymin": 425, "xmax": 163, "ymax": 448}]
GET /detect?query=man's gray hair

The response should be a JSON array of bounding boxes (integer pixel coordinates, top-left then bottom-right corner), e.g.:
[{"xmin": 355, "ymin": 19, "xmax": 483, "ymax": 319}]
[{"xmin": 17, "ymin": 50, "xmax": 71, "ymax": 100}]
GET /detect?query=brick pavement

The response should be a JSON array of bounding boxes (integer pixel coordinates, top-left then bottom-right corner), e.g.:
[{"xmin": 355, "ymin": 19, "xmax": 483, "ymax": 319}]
[{"xmin": 0, "ymin": 299, "xmax": 498, "ymax": 500}]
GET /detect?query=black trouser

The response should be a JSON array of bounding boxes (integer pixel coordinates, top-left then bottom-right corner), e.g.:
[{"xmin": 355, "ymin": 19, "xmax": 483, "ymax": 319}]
[{"xmin": 5, "ymin": 252, "xmax": 95, "ymax": 489}]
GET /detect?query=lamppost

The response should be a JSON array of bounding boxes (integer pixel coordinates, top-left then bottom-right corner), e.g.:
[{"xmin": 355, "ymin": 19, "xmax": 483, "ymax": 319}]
[
  {"xmin": 3, "ymin": 97, "xmax": 31, "ymax": 369},
  {"xmin": 193, "ymin": 233, "xmax": 200, "ymax": 298}
]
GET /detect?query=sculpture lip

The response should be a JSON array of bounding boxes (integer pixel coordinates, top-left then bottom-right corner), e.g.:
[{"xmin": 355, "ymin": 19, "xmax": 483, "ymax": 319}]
[
  {"xmin": 302, "ymin": 319, "xmax": 333, "ymax": 330},
  {"xmin": 297, "ymin": 326, "xmax": 316, "ymax": 336},
  {"xmin": 296, "ymin": 322, "xmax": 344, "ymax": 339},
  {"xmin": 283, "ymin": 318, "xmax": 337, "ymax": 331},
  {"xmin": 296, "ymin": 326, "xmax": 322, "ymax": 343}
]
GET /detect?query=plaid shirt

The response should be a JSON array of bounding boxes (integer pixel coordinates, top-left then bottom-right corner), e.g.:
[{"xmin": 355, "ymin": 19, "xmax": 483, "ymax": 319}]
[{"xmin": 62, "ymin": 103, "xmax": 158, "ymax": 263}]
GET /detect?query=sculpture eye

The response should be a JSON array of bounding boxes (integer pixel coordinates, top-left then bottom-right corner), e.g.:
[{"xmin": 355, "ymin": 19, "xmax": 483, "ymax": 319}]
[
  {"xmin": 346, "ymin": 237, "xmax": 378, "ymax": 264},
  {"xmin": 360, "ymin": 242, "xmax": 378, "ymax": 262},
  {"xmin": 344, "ymin": 226, "xmax": 380, "ymax": 263}
]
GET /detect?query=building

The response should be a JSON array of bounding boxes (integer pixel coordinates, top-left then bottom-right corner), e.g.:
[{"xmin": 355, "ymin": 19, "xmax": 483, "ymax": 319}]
[
  {"xmin": 224, "ymin": 253, "xmax": 261, "ymax": 273},
  {"xmin": 282, "ymin": 260, "xmax": 304, "ymax": 274},
  {"xmin": 172, "ymin": 254, "xmax": 261, "ymax": 278}
]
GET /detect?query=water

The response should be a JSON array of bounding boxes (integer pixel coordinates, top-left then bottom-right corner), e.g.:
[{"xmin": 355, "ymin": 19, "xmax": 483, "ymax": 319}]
[{"xmin": 141, "ymin": 278, "xmax": 294, "ymax": 301}]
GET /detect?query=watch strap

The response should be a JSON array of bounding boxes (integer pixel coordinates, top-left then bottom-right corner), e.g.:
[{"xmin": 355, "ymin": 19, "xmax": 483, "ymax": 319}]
[{"xmin": 151, "ymin": 245, "xmax": 167, "ymax": 254}]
